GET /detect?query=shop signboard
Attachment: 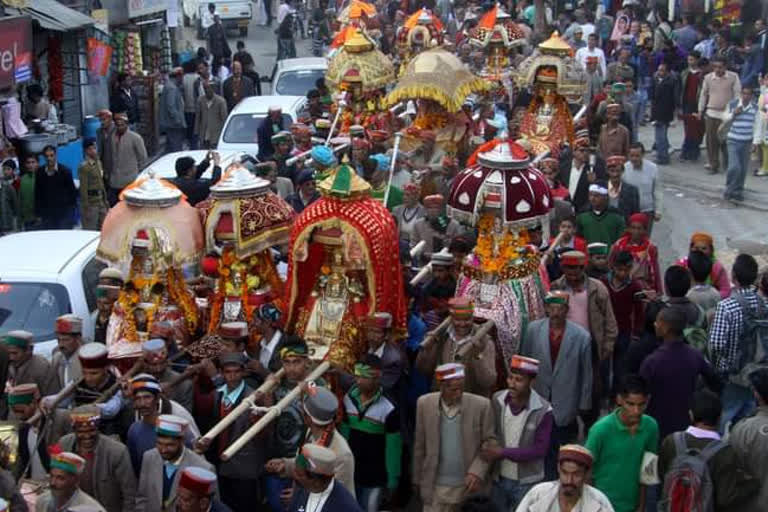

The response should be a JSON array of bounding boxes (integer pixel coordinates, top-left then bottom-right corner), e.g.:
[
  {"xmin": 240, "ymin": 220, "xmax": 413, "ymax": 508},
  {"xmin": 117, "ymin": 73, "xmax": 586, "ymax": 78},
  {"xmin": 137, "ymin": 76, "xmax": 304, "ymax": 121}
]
[
  {"xmin": 0, "ymin": 16, "xmax": 32, "ymax": 89},
  {"xmin": 128, "ymin": 0, "xmax": 168, "ymax": 19}
]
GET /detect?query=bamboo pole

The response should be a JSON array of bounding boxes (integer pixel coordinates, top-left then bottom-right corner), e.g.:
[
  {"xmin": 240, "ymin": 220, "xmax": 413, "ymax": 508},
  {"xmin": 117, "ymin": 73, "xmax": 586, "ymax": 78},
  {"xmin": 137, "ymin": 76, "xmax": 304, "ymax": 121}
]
[{"xmin": 220, "ymin": 361, "xmax": 329, "ymax": 461}]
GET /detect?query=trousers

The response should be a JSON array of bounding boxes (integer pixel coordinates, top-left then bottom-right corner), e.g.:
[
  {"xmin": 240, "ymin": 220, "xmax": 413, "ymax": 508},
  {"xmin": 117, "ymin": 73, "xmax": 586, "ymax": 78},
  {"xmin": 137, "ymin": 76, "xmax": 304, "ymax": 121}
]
[
  {"xmin": 705, "ymin": 115, "xmax": 728, "ymax": 171},
  {"xmin": 725, "ymin": 139, "xmax": 752, "ymax": 200}
]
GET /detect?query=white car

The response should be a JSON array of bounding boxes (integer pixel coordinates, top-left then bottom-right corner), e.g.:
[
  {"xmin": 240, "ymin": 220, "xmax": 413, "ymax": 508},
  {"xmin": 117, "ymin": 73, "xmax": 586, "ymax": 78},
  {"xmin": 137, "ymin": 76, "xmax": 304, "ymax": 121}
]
[
  {"xmin": 139, "ymin": 150, "xmax": 244, "ymax": 180},
  {"xmin": 0, "ymin": 231, "xmax": 104, "ymax": 359},
  {"xmin": 217, "ymin": 95, "xmax": 308, "ymax": 155},
  {"xmin": 271, "ymin": 57, "xmax": 328, "ymax": 96}
]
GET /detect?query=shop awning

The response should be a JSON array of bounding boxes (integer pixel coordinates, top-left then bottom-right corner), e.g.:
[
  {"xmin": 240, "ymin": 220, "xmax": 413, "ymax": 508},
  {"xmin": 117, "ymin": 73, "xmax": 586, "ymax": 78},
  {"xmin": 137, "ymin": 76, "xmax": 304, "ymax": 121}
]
[{"xmin": 6, "ymin": 0, "xmax": 95, "ymax": 31}]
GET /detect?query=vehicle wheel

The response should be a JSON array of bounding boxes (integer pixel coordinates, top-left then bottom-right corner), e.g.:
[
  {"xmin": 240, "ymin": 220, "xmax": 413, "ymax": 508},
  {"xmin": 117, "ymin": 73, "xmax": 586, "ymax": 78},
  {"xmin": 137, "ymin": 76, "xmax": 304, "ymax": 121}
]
[{"xmin": 240, "ymin": 27, "xmax": 248, "ymax": 36}]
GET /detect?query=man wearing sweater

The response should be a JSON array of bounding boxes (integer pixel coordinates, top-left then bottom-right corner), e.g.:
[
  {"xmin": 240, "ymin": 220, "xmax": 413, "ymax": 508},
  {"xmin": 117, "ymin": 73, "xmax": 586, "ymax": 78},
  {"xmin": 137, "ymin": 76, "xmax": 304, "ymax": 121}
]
[
  {"xmin": 698, "ymin": 56, "xmax": 741, "ymax": 174},
  {"xmin": 623, "ymin": 143, "xmax": 662, "ymax": 234},
  {"xmin": 109, "ymin": 113, "xmax": 148, "ymax": 205},
  {"xmin": 723, "ymin": 85, "xmax": 758, "ymax": 204}
]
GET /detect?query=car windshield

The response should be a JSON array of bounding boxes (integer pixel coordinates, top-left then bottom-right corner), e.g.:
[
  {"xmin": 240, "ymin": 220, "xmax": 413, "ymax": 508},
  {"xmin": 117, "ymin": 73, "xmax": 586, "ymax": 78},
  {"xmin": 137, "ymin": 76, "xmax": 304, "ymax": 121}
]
[
  {"xmin": 222, "ymin": 113, "xmax": 294, "ymax": 143},
  {"xmin": 274, "ymin": 69, "xmax": 326, "ymax": 96},
  {"xmin": 0, "ymin": 282, "xmax": 71, "ymax": 342}
]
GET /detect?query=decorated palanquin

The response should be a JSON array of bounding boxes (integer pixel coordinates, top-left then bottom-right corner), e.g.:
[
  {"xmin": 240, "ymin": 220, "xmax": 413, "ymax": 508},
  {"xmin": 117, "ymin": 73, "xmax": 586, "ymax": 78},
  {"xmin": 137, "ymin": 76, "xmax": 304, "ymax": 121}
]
[
  {"xmin": 337, "ymin": 0, "xmax": 377, "ymax": 26},
  {"xmin": 395, "ymin": 9, "xmax": 444, "ymax": 76},
  {"xmin": 98, "ymin": 175, "xmax": 203, "ymax": 360},
  {"xmin": 284, "ymin": 163, "xmax": 406, "ymax": 371},
  {"xmin": 512, "ymin": 31, "xmax": 586, "ymax": 157},
  {"xmin": 468, "ymin": 5, "xmax": 525, "ymax": 82},
  {"xmin": 324, "ymin": 29, "xmax": 395, "ymax": 134},
  {"xmin": 447, "ymin": 139, "xmax": 553, "ymax": 361},
  {"xmin": 383, "ymin": 47, "xmax": 490, "ymax": 162},
  {"xmin": 197, "ymin": 164, "xmax": 295, "ymax": 334}
]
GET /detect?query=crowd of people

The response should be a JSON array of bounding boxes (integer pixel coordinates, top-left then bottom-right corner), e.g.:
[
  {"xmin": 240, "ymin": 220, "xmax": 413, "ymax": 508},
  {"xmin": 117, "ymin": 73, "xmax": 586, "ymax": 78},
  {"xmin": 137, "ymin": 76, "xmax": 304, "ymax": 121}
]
[{"xmin": 1, "ymin": 1, "xmax": 768, "ymax": 512}]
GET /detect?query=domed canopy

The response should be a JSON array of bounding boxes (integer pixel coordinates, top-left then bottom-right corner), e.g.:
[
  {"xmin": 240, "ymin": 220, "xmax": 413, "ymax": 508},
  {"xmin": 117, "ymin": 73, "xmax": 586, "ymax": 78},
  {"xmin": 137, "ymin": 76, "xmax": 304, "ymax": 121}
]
[
  {"xmin": 325, "ymin": 28, "xmax": 395, "ymax": 93},
  {"xmin": 447, "ymin": 139, "xmax": 553, "ymax": 230}
]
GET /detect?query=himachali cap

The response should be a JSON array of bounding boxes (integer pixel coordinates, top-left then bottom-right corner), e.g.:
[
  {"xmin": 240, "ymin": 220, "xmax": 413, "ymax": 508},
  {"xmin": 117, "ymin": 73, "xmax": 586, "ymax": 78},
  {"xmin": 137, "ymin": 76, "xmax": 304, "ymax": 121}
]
[
  {"xmin": 56, "ymin": 314, "xmax": 83, "ymax": 334},
  {"xmin": 559, "ymin": 444, "xmax": 594, "ymax": 469},
  {"xmin": 219, "ymin": 352, "xmax": 247, "ymax": 368},
  {"xmin": 51, "ymin": 452, "xmax": 86, "ymax": 475},
  {"xmin": 131, "ymin": 373, "xmax": 162, "ymax": 395},
  {"xmin": 69, "ymin": 405, "xmax": 101, "ymax": 427},
  {"xmin": 605, "ymin": 155, "xmax": 626, "ymax": 167},
  {"xmin": 3, "ymin": 330, "xmax": 33, "ymax": 348},
  {"xmin": 315, "ymin": 118, "xmax": 331, "ymax": 129},
  {"xmin": 435, "ymin": 362, "xmax": 465, "ymax": 381},
  {"xmin": 431, "ymin": 252, "xmax": 454, "ymax": 266},
  {"xmin": 560, "ymin": 250, "xmax": 587, "ymax": 266},
  {"xmin": 297, "ymin": 444, "xmax": 337, "ymax": 476},
  {"xmin": 606, "ymin": 103, "xmax": 621, "ymax": 113},
  {"xmin": 142, "ymin": 338, "xmax": 166, "ymax": 354},
  {"xmin": 587, "ymin": 242, "xmax": 609, "ymax": 256},
  {"xmin": 271, "ymin": 130, "xmax": 292, "ymax": 143},
  {"xmin": 77, "ymin": 343, "xmax": 109, "ymax": 369},
  {"xmin": 303, "ymin": 386, "xmax": 338, "ymax": 426},
  {"xmin": 219, "ymin": 322, "xmax": 248, "ymax": 339},
  {"xmin": 349, "ymin": 124, "xmax": 365, "ymax": 136},
  {"xmin": 366, "ymin": 312, "xmax": 392, "ymax": 329},
  {"xmin": 99, "ymin": 267, "xmax": 124, "ymax": 282},
  {"xmin": 423, "ymin": 194, "xmax": 445, "ymax": 208},
  {"xmin": 149, "ymin": 321, "xmax": 174, "ymax": 340},
  {"xmin": 544, "ymin": 290, "xmax": 570, "ymax": 305},
  {"xmin": 354, "ymin": 354, "xmax": 383, "ymax": 378},
  {"xmin": 588, "ymin": 183, "xmax": 608, "ymax": 195},
  {"xmin": 291, "ymin": 123, "xmax": 311, "ymax": 135},
  {"xmin": 156, "ymin": 414, "xmax": 188, "ymax": 438},
  {"xmin": 179, "ymin": 466, "xmax": 217, "ymax": 496},
  {"xmin": 280, "ymin": 341, "xmax": 309, "ymax": 359},
  {"xmin": 7, "ymin": 383, "xmax": 39, "ymax": 405},
  {"xmin": 132, "ymin": 229, "xmax": 151, "ymax": 248},
  {"xmin": 509, "ymin": 355, "xmax": 540, "ymax": 375},
  {"xmin": 95, "ymin": 285, "xmax": 120, "ymax": 300},
  {"xmin": 629, "ymin": 212, "xmax": 649, "ymax": 228},
  {"xmin": 611, "ymin": 82, "xmax": 626, "ymax": 93},
  {"xmin": 67, "ymin": 506, "xmax": 108, "ymax": 512},
  {"xmin": 449, "ymin": 297, "xmax": 474, "ymax": 318}
]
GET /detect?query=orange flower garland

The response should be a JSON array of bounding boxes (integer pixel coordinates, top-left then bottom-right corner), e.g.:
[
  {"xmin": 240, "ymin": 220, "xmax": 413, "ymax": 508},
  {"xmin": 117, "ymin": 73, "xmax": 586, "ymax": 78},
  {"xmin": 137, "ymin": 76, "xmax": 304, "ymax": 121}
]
[{"xmin": 474, "ymin": 213, "xmax": 531, "ymax": 274}]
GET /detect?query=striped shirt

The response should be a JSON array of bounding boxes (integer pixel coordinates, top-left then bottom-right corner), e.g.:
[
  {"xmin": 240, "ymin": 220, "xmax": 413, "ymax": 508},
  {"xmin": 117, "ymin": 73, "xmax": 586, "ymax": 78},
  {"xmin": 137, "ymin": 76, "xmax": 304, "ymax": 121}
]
[
  {"xmin": 708, "ymin": 286, "xmax": 767, "ymax": 375},
  {"xmin": 726, "ymin": 99, "xmax": 759, "ymax": 142}
]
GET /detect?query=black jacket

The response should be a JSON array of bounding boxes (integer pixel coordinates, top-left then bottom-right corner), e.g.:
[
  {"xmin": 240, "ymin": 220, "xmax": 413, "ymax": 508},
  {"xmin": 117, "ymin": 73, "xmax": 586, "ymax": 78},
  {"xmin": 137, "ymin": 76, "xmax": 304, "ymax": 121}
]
[
  {"xmin": 558, "ymin": 149, "xmax": 607, "ymax": 212},
  {"xmin": 170, "ymin": 157, "xmax": 222, "ymax": 205},
  {"xmin": 611, "ymin": 181, "xmax": 641, "ymax": 222},
  {"xmin": 34, "ymin": 165, "xmax": 77, "ymax": 219},
  {"xmin": 111, "ymin": 87, "xmax": 140, "ymax": 124},
  {"xmin": 651, "ymin": 74, "xmax": 680, "ymax": 124},
  {"xmin": 289, "ymin": 481, "xmax": 363, "ymax": 512}
]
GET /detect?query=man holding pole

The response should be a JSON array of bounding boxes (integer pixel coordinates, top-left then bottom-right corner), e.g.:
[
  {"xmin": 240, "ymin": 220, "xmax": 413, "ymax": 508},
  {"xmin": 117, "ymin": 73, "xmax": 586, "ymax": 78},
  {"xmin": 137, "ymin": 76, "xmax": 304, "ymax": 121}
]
[
  {"xmin": 265, "ymin": 385, "xmax": 356, "ymax": 499},
  {"xmin": 416, "ymin": 298, "xmax": 497, "ymax": 398},
  {"xmin": 195, "ymin": 353, "xmax": 267, "ymax": 512}
]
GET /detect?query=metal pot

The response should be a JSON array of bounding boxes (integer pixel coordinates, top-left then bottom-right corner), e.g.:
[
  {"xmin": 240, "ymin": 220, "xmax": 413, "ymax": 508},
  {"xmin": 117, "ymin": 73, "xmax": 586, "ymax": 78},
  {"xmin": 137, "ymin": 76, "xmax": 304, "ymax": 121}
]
[
  {"xmin": 55, "ymin": 129, "xmax": 68, "ymax": 145},
  {"xmin": 19, "ymin": 133, "xmax": 56, "ymax": 154}
]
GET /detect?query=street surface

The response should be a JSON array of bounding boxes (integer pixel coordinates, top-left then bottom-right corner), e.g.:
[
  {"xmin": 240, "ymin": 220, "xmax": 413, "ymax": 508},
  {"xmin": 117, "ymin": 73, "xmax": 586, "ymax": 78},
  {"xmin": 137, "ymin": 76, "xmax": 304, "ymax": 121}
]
[{"xmin": 179, "ymin": 19, "xmax": 768, "ymax": 269}]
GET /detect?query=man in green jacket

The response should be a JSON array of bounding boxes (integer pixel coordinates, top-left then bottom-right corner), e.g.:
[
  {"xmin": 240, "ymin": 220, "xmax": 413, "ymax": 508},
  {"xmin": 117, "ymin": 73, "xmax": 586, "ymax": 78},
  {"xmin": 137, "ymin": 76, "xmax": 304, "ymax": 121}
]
[{"xmin": 576, "ymin": 182, "xmax": 626, "ymax": 247}]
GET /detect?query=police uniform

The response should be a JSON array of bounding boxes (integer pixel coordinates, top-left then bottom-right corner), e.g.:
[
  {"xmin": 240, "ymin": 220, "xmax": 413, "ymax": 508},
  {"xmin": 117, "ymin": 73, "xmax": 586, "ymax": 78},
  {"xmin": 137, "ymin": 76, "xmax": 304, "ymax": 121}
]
[{"xmin": 78, "ymin": 156, "xmax": 109, "ymax": 230}]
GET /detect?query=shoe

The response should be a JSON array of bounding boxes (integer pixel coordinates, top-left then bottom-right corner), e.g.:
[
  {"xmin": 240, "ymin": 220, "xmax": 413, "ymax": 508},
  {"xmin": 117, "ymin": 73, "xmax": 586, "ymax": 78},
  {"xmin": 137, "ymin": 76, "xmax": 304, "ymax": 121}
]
[
  {"xmin": 755, "ymin": 170, "xmax": 768, "ymax": 177},
  {"xmin": 704, "ymin": 163, "xmax": 712, "ymax": 169}
]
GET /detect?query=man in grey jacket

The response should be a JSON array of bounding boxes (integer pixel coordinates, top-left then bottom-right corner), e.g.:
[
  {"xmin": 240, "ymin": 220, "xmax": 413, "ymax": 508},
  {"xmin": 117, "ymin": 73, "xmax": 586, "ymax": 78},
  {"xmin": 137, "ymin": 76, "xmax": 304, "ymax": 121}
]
[
  {"xmin": 109, "ymin": 113, "xmax": 147, "ymax": 205},
  {"xmin": 136, "ymin": 414, "xmax": 216, "ymax": 512},
  {"xmin": 520, "ymin": 291, "xmax": 593, "ymax": 480},
  {"xmin": 159, "ymin": 68, "xmax": 187, "ymax": 153},
  {"xmin": 58, "ymin": 405, "xmax": 137, "ymax": 512}
]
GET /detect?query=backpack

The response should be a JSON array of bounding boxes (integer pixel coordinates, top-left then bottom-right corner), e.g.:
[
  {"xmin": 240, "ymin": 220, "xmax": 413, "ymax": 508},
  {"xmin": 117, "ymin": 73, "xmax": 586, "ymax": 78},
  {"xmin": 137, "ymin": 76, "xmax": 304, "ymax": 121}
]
[
  {"xmin": 729, "ymin": 293, "xmax": 768, "ymax": 387},
  {"xmin": 658, "ymin": 432, "xmax": 725, "ymax": 512}
]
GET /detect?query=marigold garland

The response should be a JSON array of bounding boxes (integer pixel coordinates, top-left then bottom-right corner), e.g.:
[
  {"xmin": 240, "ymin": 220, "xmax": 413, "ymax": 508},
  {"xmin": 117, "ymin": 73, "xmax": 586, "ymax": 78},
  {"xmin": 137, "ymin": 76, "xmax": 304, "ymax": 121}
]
[{"xmin": 474, "ymin": 213, "xmax": 531, "ymax": 275}]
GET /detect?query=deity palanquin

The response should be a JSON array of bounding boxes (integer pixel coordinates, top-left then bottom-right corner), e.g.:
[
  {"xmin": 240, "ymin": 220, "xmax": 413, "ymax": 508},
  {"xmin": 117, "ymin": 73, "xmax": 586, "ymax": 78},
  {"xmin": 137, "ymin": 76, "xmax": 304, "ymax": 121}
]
[
  {"xmin": 197, "ymin": 164, "xmax": 295, "ymax": 333},
  {"xmin": 98, "ymin": 176, "xmax": 202, "ymax": 360},
  {"xmin": 447, "ymin": 139, "xmax": 553, "ymax": 359},
  {"xmin": 514, "ymin": 31, "xmax": 586, "ymax": 157},
  {"xmin": 284, "ymin": 163, "xmax": 406, "ymax": 371}
]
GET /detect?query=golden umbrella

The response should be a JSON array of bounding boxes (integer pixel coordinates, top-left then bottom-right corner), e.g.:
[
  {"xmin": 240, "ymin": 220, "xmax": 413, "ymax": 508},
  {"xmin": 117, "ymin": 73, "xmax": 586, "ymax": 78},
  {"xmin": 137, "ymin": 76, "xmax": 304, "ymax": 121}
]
[
  {"xmin": 337, "ymin": 0, "xmax": 376, "ymax": 23},
  {"xmin": 383, "ymin": 48, "xmax": 491, "ymax": 112},
  {"xmin": 325, "ymin": 29, "xmax": 395, "ymax": 93}
]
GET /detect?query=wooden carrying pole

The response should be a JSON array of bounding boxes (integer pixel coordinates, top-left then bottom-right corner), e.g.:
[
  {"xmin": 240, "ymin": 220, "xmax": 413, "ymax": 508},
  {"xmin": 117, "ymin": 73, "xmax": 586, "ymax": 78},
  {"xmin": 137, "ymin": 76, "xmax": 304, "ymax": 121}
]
[
  {"xmin": 25, "ymin": 378, "xmax": 82, "ymax": 425},
  {"xmin": 200, "ymin": 367, "xmax": 286, "ymax": 444},
  {"xmin": 221, "ymin": 361, "xmax": 330, "ymax": 461}
]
